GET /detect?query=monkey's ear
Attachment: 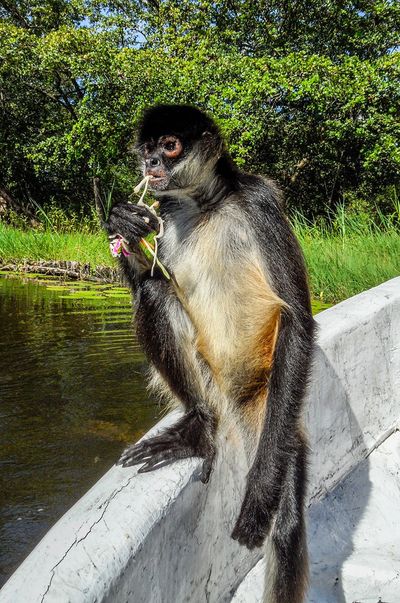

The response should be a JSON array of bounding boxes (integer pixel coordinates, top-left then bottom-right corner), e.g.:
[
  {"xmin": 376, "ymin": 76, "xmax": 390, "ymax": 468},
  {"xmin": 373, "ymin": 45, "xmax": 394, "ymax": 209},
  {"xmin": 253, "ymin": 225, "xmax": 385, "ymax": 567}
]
[
  {"xmin": 202, "ymin": 130, "xmax": 224, "ymax": 156},
  {"xmin": 201, "ymin": 130, "xmax": 218, "ymax": 150}
]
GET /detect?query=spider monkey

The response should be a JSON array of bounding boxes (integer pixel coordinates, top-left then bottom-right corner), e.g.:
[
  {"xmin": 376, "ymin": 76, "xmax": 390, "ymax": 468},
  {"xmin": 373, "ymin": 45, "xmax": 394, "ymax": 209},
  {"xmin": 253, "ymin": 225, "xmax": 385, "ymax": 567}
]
[{"xmin": 104, "ymin": 105, "xmax": 315, "ymax": 603}]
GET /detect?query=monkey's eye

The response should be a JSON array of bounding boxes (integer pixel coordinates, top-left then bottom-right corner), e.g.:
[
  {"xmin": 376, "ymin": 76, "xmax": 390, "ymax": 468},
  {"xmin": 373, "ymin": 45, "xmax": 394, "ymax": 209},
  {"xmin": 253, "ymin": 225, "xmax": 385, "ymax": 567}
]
[{"xmin": 160, "ymin": 136, "xmax": 183, "ymax": 159}]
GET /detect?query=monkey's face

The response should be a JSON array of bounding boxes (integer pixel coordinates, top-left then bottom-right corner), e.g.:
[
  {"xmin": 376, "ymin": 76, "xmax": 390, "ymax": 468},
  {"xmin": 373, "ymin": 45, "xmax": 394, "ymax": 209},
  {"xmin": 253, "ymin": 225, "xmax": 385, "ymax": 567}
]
[
  {"xmin": 141, "ymin": 135, "xmax": 185, "ymax": 192},
  {"xmin": 136, "ymin": 105, "xmax": 224, "ymax": 196}
]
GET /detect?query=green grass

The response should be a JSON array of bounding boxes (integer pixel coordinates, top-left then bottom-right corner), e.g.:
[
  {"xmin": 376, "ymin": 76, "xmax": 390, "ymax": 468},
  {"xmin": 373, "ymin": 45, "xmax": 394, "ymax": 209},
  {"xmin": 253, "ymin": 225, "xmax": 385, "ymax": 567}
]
[
  {"xmin": 302, "ymin": 232, "xmax": 400, "ymax": 303},
  {"xmin": 292, "ymin": 205, "xmax": 400, "ymax": 302},
  {"xmin": 1, "ymin": 204, "xmax": 400, "ymax": 303},
  {"xmin": 0, "ymin": 222, "xmax": 113, "ymax": 268}
]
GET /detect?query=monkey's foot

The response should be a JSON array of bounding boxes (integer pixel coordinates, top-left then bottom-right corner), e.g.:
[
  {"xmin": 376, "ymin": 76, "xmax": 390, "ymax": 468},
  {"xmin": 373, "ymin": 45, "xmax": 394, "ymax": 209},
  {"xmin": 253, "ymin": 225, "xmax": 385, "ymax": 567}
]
[
  {"xmin": 118, "ymin": 409, "xmax": 217, "ymax": 483},
  {"xmin": 231, "ymin": 487, "xmax": 273, "ymax": 549}
]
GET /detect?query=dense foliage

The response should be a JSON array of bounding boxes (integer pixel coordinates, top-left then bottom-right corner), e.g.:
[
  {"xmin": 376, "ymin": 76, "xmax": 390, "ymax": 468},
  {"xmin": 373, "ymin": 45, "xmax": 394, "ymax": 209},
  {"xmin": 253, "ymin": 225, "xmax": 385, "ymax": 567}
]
[{"xmin": 1, "ymin": 0, "xmax": 399, "ymax": 216}]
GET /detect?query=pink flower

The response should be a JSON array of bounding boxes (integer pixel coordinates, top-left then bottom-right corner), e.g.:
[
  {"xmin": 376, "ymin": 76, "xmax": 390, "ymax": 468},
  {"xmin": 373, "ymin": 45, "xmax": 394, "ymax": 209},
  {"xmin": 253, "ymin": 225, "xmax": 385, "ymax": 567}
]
[{"xmin": 110, "ymin": 236, "xmax": 133, "ymax": 258}]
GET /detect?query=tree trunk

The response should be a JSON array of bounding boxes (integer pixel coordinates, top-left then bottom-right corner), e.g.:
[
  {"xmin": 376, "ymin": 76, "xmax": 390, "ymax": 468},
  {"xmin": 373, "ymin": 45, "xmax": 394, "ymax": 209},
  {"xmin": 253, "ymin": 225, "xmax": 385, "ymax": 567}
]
[{"xmin": 0, "ymin": 184, "xmax": 39, "ymax": 226}]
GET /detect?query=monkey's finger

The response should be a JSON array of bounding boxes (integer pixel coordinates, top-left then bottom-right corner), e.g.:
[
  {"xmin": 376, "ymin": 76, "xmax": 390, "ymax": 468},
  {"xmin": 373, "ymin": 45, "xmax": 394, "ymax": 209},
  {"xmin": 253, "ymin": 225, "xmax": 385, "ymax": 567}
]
[
  {"xmin": 107, "ymin": 220, "xmax": 154, "ymax": 247},
  {"xmin": 231, "ymin": 530, "xmax": 263, "ymax": 550},
  {"xmin": 111, "ymin": 203, "xmax": 160, "ymax": 232},
  {"xmin": 110, "ymin": 206, "xmax": 156, "ymax": 232},
  {"xmin": 113, "ymin": 203, "xmax": 153, "ymax": 216},
  {"xmin": 231, "ymin": 519, "xmax": 267, "ymax": 550},
  {"xmin": 122, "ymin": 203, "xmax": 159, "ymax": 221}
]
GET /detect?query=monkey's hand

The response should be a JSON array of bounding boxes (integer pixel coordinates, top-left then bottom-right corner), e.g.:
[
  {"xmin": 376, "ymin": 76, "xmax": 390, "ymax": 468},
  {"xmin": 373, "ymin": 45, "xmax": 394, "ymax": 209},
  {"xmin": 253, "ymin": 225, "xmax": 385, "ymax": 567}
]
[
  {"xmin": 231, "ymin": 472, "xmax": 276, "ymax": 549},
  {"xmin": 118, "ymin": 409, "xmax": 217, "ymax": 484},
  {"xmin": 104, "ymin": 202, "xmax": 160, "ymax": 248}
]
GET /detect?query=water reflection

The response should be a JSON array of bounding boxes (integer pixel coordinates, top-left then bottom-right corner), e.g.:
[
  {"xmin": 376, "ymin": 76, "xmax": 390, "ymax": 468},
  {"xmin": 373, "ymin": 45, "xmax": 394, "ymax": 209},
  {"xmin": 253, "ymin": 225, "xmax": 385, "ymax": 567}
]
[{"xmin": 0, "ymin": 275, "xmax": 159, "ymax": 587}]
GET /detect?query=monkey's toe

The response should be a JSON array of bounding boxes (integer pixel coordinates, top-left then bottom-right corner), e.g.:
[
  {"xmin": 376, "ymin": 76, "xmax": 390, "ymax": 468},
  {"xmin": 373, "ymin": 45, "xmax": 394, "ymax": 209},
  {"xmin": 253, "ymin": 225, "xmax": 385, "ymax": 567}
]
[
  {"xmin": 118, "ymin": 410, "xmax": 217, "ymax": 478},
  {"xmin": 117, "ymin": 432, "xmax": 193, "ymax": 471}
]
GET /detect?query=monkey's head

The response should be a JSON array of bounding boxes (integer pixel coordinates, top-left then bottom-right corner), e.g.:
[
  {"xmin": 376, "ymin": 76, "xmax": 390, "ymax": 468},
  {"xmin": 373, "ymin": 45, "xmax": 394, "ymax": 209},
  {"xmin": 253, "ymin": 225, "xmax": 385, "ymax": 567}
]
[{"xmin": 136, "ymin": 104, "xmax": 224, "ymax": 194}]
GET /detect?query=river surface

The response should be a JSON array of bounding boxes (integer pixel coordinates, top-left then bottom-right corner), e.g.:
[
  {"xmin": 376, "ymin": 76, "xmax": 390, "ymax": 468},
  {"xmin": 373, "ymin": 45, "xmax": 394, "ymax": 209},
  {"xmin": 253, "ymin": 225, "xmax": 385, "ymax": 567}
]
[{"xmin": 0, "ymin": 274, "xmax": 160, "ymax": 587}]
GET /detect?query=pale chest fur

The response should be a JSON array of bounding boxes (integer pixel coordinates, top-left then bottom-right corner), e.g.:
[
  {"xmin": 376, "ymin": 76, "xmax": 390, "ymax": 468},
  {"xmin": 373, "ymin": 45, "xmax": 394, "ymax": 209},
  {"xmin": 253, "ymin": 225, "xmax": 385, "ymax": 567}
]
[{"xmin": 159, "ymin": 203, "xmax": 284, "ymax": 382}]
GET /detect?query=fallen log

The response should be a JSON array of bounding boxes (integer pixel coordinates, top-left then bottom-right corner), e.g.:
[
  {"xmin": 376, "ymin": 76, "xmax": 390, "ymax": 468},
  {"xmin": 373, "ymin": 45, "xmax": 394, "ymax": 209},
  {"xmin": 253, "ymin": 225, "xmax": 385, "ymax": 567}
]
[{"xmin": 0, "ymin": 259, "xmax": 119, "ymax": 283}]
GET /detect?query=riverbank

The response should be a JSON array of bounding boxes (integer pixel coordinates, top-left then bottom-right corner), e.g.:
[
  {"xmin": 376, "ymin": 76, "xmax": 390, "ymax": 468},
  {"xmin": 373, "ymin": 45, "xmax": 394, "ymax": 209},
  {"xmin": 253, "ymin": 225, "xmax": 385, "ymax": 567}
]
[
  {"xmin": 0, "ymin": 259, "xmax": 118, "ymax": 283},
  {"xmin": 1, "ymin": 216, "xmax": 400, "ymax": 304}
]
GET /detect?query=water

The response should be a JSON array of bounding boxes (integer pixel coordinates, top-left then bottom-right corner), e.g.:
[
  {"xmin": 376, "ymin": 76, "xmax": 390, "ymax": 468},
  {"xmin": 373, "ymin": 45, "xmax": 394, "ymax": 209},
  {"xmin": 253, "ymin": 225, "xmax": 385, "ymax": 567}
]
[{"xmin": 0, "ymin": 274, "xmax": 159, "ymax": 587}]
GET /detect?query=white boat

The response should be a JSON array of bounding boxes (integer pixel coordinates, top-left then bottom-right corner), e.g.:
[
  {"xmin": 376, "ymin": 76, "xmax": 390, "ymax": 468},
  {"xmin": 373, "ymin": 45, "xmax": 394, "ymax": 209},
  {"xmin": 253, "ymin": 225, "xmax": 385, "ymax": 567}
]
[{"xmin": 1, "ymin": 278, "xmax": 399, "ymax": 603}]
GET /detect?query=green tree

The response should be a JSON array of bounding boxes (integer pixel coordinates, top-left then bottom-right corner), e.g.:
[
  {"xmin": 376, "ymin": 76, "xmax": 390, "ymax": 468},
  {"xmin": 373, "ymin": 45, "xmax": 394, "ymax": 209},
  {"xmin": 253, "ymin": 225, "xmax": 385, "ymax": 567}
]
[{"xmin": 0, "ymin": 0, "xmax": 399, "ymax": 217}]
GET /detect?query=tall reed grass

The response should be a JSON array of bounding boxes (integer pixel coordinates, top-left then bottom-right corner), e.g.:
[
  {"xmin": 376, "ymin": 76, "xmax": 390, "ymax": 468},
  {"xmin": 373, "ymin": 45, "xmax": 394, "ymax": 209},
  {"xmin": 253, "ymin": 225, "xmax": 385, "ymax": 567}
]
[
  {"xmin": 0, "ymin": 202, "xmax": 111, "ymax": 266},
  {"xmin": 292, "ymin": 203, "xmax": 400, "ymax": 302}
]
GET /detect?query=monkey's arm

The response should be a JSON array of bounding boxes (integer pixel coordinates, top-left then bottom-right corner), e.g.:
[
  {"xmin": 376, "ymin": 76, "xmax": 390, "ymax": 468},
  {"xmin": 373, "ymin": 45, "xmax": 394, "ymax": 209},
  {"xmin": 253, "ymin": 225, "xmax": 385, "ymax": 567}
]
[
  {"xmin": 107, "ymin": 203, "xmax": 214, "ymax": 410},
  {"xmin": 104, "ymin": 203, "xmax": 218, "ymax": 480}
]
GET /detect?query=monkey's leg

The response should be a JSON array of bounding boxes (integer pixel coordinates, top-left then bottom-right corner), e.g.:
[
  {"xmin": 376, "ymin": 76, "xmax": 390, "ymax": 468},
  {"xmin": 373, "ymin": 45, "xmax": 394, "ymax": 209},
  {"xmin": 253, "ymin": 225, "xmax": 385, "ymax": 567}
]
[
  {"xmin": 120, "ymin": 273, "xmax": 218, "ymax": 482},
  {"xmin": 263, "ymin": 430, "xmax": 309, "ymax": 603}
]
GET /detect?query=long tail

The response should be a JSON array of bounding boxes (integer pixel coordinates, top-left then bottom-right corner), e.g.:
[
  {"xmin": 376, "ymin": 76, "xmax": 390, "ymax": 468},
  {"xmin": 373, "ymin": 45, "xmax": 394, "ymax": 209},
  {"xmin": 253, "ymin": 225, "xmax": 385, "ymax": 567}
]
[{"xmin": 264, "ymin": 430, "xmax": 309, "ymax": 603}]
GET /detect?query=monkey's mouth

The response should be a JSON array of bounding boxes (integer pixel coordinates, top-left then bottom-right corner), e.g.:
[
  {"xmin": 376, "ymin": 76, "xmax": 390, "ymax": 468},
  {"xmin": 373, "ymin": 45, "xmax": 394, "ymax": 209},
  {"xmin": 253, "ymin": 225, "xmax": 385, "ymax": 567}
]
[{"xmin": 146, "ymin": 172, "xmax": 170, "ymax": 191}]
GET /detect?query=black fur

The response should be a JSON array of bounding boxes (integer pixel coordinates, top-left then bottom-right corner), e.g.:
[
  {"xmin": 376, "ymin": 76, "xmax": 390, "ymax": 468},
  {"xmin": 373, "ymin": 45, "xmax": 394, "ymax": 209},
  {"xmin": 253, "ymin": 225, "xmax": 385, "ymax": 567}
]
[
  {"xmin": 137, "ymin": 104, "xmax": 220, "ymax": 147},
  {"xmin": 232, "ymin": 176, "xmax": 315, "ymax": 549},
  {"xmin": 103, "ymin": 104, "xmax": 316, "ymax": 603}
]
